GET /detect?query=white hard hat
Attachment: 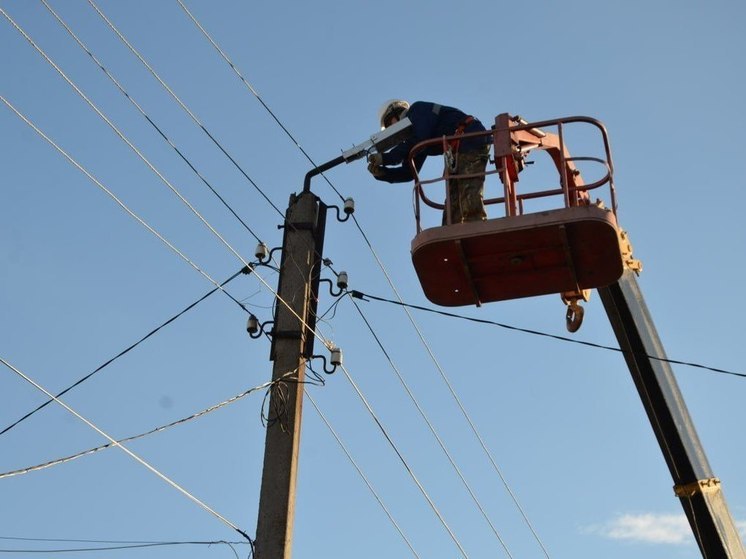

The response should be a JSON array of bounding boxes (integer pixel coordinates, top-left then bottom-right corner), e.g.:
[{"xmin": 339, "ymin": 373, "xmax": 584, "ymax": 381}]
[{"xmin": 378, "ymin": 99, "xmax": 410, "ymax": 130}]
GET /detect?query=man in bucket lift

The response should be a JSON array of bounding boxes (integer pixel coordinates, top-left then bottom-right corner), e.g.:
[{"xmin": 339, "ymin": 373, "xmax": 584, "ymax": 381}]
[{"xmin": 367, "ymin": 100, "xmax": 491, "ymax": 223}]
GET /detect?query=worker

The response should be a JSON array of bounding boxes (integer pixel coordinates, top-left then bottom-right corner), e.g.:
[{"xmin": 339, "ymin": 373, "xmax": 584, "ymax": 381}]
[{"xmin": 367, "ymin": 100, "xmax": 491, "ymax": 223}]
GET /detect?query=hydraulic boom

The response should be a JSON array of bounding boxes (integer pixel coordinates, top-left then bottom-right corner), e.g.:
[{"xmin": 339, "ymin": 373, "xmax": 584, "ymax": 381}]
[{"xmin": 599, "ymin": 271, "xmax": 745, "ymax": 558}]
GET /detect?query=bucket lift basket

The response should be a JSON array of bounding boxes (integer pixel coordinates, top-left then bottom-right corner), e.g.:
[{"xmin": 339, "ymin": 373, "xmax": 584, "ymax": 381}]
[{"xmin": 410, "ymin": 115, "xmax": 627, "ymax": 307}]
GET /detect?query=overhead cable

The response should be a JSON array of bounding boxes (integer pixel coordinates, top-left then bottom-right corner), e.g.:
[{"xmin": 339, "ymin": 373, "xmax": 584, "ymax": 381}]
[
  {"xmin": 0, "ymin": 356, "xmax": 254, "ymax": 545},
  {"xmin": 85, "ymin": 0, "xmax": 285, "ymax": 219},
  {"xmin": 338, "ymin": 363, "xmax": 470, "ymax": 559},
  {"xmin": 351, "ymin": 290, "xmax": 746, "ymax": 380},
  {"xmin": 174, "ymin": 0, "xmax": 345, "ymax": 202},
  {"xmin": 39, "ymin": 0, "xmax": 264, "ymax": 244},
  {"xmin": 307, "ymin": 393, "xmax": 422, "ymax": 559},
  {"xmin": 174, "ymin": 8, "xmax": 545, "ymax": 553},
  {"xmin": 0, "ymin": 535, "xmax": 247, "ymax": 544},
  {"xmin": 0, "ymin": 96, "xmax": 243, "ymax": 312},
  {"xmin": 2, "ymin": 5, "xmax": 333, "ymax": 354},
  {"xmin": 0, "ymin": 539, "xmax": 245, "ymax": 555},
  {"xmin": 2, "ymin": 9, "xmax": 259, "ymax": 286},
  {"xmin": 0, "ymin": 375, "xmax": 285, "ymax": 480},
  {"xmin": 0, "ymin": 267, "xmax": 247, "ymax": 437},
  {"xmin": 0, "ymin": 96, "xmax": 331, "ymax": 355},
  {"xmin": 347, "ymin": 297, "xmax": 514, "ymax": 557},
  {"xmin": 348, "ymin": 277, "xmax": 553, "ymax": 558}
]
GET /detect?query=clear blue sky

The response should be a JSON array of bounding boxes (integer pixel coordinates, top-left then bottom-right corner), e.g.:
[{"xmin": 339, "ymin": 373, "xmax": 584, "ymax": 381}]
[{"xmin": 2, "ymin": 1, "xmax": 745, "ymax": 558}]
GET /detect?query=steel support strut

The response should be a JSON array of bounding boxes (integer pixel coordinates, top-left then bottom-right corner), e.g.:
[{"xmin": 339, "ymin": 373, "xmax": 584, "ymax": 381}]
[{"xmin": 598, "ymin": 270, "xmax": 745, "ymax": 558}]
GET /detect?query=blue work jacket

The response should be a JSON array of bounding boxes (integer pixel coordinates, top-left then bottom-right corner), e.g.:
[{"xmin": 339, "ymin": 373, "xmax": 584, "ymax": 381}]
[{"xmin": 375, "ymin": 101, "xmax": 490, "ymax": 183}]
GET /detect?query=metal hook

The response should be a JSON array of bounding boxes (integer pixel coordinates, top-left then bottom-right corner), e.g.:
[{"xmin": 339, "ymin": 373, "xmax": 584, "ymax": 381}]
[
  {"xmin": 565, "ymin": 301, "xmax": 584, "ymax": 333},
  {"xmin": 327, "ymin": 198, "xmax": 355, "ymax": 222},
  {"xmin": 310, "ymin": 346, "xmax": 342, "ymax": 375},
  {"xmin": 247, "ymin": 315, "xmax": 274, "ymax": 339},
  {"xmin": 318, "ymin": 271, "xmax": 348, "ymax": 298}
]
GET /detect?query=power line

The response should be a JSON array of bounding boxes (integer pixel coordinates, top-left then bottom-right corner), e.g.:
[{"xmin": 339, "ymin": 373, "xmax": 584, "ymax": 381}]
[
  {"xmin": 11, "ymin": 3, "xmax": 536, "ymax": 559},
  {"xmin": 0, "ymin": 267, "xmax": 248, "ymax": 437},
  {"xmin": 174, "ymin": 15, "xmax": 543, "ymax": 550},
  {"xmin": 3, "ymin": 5, "xmax": 337, "ymax": 354},
  {"xmin": 0, "ymin": 375, "xmax": 285, "ymax": 480},
  {"xmin": 0, "ymin": 536, "xmax": 245, "ymax": 544},
  {"xmin": 0, "ymin": 356, "xmax": 254, "ymax": 545},
  {"xmin": 347, "ymin": 296, "xmax": 514, "ymax": 557},
  {"xmin": 1, "ymin": 96, "xmax": 333, "ymax": 358},
  {"xmin": 0, "ymin": 539, "xmax": 246, "ymax": 555},
  {"xmin": 306, "ymin": 393, "xmax": 422, "ymax": 559},
  {"xmin": 9, "ymin": 7, "xmax": 586, "ymax": 555},
  {"xmin": 85, "ymin": 0, "xmax": 286, "ymax": 219},
  {"xmin": 346, "ymin": 277, "xmax": 554, "ymax": 558},
  {"xmin": 0, "ymin": 96, "xmax": 241, "ymax": 310},
  {"xmin": 174, "ymin": 12, "xmax": 546, "ymax": 552},
  {"xmin": 241, "ymin": 282, "xmax": 471, "ymax": 557},
  {"xmin": 338, "ymin": 363, "xmax": 470, "ymax": 559},
  {"xmin": 2, "ymin": 8, "xmax": 258, "ymax": 283},
  {"xmin": 79, "ymin": 0, "xmax": 341, "ymax": 316},
  {"xmin": 351, "ymin": 290, "xmax": 746, "ymax": 380},
  {"xmin": 9, "ymin": 12, "xmax": 536, "ymax": 552},
  {"xmin": 39, "ymin": 0, "xmax": 264, "ymax": 245},
  {"xmin": 174, "ymin": 0, "xmax": 344, "ymax": 204}
]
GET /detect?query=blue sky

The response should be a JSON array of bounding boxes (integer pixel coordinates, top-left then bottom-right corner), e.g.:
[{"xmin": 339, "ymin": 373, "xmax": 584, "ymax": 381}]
[{"xmin": 2, "ymin": 1, "xmax": 745, "ymax": 558}]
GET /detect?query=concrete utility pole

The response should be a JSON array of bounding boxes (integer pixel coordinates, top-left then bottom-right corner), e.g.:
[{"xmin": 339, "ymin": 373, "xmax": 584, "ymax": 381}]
[{"xmin": 255, "ymin": 191, "xmax": 326, "ymax": 559}]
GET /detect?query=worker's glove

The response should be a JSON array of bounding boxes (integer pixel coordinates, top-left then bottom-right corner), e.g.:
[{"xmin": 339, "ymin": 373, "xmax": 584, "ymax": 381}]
[
  {"xmin": 367, "ymin": 162, "xmax": 385, "ymax": 178},
  {"xmin": 367, "ymin": 153, "xmax": 383, "ymax": 166}
]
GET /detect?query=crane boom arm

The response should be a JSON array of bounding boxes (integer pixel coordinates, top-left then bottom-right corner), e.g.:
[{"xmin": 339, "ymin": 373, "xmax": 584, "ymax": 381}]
[{"xmin": 599, "ymin": 271, "xmax": 745, "ymax": 558}]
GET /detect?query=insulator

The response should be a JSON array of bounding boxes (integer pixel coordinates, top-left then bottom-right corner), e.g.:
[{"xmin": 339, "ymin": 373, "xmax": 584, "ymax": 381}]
[
  {"xmin": 246, "ymin": 314, "xmax": 259, "ymax": 335},
  {"xmin": 255, "ymin": 242, "xmax": 269, "ymax": 261},
  {"xmin": 336, "ymin": 271, "xmax": 349, "ymax": 290},
  {"xmin": 330, "ymin": 346, "xmax": 343, "ymax": 367},
  {"xmin": 343, "ymin": 197, "xmax": 355, "ymax": 215}
]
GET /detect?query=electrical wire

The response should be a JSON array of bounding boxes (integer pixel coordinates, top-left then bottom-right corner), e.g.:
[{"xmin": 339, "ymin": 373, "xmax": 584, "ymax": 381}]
[
  {"xmin": 0, "ymin": 96, "xmax": 242, "ymax": 311},
  {"xmin": 0, "ymin": 377, "xmax": 280, "ymax": 480},
  {"xmin": 6, "ymin": 3, "xmax": 285, "ymax": 312},
  {"xmin": 0, "ymin": 536, "xmax": 246, "ymax": 544},
  {"xmin": 85, "ymin": 0, "xmax": 286, "ymax": 219},
  {"xmin": 47, "ymin": 1, "xmax": 341, "ymax": 353},
  {"xmin": 347, "ymin": 295, "xmax": 514, "ymax": 558},
  {"xmin": 306, "ymin": 393, "xmax": 421, "ymax": 559},
  {"xmin": 351, "ymin": 290, "xmax": 746, "ymax": 380},
  {"xmin": 173, "ymin": 0, "xmax": 356, "ymax": 305},
  {"xmin": 40, "ymin": 0, "xmax": 264, "ymax": 245},
  {"xmin": 0, "ymin": 539, "xmax": 246, "ymax": 555},
  {"xmin": 0, "ymin": 96, "xmax": 332, "ymax": 357},
  {"xmin": 337, "ymin": 363, "xmax": 470, "ymax": 559},
  {"xmin": 13, "ymin": 6, "xmax": 542, "ymax": 555},
  {"xmin": 174, "ymin": 0, "xmax": 345, "ymax": 202},
  {"xmin": 2, "ymin": 9, "xmax": 259, "ymax": 288},
  {"xmin": 170, "ymin": 14, "xmax": 548, "ymax": 554},
  {"xmin": 352, "ymin": 277, "xmax": 556, "ymax": 557},
  {"xmin": 0, "ymin": 267, "xmax": 247, "ymax": 437},
  {"xmin": 10, "ymin": 7, "xmax": 739, "ymax": 557},
  {"xmin": 85, "ymin": 0, "xmax": 339, "ymax": 336},
  {"xmin": 0, "ymin": 356, "xmax": 254, "ymax": 545},
  {"xmin": 10, "ymin": 7, "xmax": 522, "ymax": 558}
]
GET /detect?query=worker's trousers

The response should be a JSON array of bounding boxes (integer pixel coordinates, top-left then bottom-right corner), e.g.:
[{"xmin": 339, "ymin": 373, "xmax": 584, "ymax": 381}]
[{"xmin": 444, "ymin": 145, "xmax": 490, "ymax": 224}]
